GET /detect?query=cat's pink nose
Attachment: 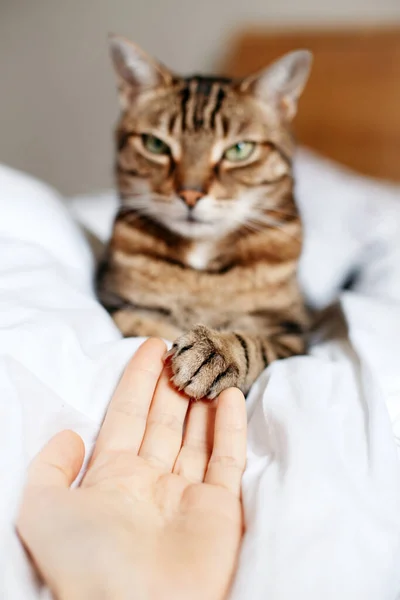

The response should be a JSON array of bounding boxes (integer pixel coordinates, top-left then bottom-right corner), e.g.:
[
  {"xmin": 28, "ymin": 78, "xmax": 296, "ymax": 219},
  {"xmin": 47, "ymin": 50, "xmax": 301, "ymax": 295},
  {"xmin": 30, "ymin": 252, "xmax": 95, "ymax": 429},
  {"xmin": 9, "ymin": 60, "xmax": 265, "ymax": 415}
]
[{"xmin": 178, "ymin": 189, "xmax": 203, "ymax": 208}]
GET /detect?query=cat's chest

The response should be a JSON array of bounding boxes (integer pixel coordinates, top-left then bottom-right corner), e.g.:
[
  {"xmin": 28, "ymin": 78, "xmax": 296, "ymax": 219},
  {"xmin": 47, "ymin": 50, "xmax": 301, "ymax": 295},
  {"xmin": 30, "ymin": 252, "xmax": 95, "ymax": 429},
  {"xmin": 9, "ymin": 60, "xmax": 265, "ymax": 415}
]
[
  {"xmin": 126, "ymin": 250, "xmax": 289, "ymax": 317},
  {"xmin": 185, "ymin": 242, "xmax": 214, "ymax": 271}
]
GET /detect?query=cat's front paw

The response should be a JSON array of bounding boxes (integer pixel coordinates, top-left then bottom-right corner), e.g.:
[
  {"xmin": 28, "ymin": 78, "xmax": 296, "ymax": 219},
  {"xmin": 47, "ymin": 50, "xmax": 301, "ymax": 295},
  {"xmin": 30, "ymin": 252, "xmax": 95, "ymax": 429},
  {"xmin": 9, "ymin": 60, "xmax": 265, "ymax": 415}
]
[{"xmin": 167, "ymin": 325, "xmax": 242, "ymax": 400}]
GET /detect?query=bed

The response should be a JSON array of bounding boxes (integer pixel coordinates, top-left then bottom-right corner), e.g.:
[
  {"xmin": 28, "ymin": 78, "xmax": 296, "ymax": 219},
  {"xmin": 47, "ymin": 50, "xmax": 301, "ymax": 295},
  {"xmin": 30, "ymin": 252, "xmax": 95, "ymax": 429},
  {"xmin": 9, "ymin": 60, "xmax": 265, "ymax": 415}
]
[{"xmin": 2, "ymin": 26, "xmax": 400, "ymax": 600}]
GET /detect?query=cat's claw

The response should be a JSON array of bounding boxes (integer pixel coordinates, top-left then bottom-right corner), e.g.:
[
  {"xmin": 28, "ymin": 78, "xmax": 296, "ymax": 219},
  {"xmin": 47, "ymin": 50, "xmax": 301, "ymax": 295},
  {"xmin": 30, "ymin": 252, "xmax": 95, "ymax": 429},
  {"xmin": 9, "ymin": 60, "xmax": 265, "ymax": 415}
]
[{"xmin": 168, "ymin": 325, "xmax": 241, "ymax": 400}]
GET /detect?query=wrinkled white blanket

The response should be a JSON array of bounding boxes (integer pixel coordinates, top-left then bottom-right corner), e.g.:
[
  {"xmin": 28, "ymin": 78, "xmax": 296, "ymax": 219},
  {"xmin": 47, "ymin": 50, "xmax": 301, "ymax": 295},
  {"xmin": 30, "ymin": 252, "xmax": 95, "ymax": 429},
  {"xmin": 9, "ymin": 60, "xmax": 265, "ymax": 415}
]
[{"xmin": 1, "ymin": 151, "xmax": 400, "ymax": 599}]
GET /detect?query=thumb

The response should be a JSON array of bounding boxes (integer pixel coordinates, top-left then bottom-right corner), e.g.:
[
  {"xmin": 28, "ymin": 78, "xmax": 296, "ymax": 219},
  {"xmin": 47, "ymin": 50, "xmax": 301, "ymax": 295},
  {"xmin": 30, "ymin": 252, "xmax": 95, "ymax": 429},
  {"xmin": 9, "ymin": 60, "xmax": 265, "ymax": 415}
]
[{"xmin": 26, "ymin": 430, "xmax": 85, "ymax": 489}]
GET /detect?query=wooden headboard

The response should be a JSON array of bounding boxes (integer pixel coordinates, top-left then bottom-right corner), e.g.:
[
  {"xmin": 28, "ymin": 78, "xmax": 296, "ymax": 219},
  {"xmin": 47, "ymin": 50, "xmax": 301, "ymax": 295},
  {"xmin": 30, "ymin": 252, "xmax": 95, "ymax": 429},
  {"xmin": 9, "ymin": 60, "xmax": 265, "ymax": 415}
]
[{"xmin": 221, "ymin": 26, "xmax": 400, "ymax": 182}]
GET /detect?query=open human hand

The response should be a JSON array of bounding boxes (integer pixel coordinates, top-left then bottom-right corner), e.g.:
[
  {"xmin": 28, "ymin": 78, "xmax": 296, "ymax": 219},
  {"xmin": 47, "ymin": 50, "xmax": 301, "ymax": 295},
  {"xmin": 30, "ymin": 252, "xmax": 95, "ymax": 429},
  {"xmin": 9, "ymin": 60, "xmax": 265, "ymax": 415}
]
[{"xmin": 17, "ymin": 338, "xmax": 247, "ymax": 600}]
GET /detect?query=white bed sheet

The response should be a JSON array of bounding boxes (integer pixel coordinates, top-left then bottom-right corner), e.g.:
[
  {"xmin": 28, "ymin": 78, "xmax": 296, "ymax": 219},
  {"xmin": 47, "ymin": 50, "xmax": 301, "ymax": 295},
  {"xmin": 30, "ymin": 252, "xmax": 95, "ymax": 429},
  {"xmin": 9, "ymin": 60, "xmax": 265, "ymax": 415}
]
[{"xmin": 1, "ymin": 154, "xmax": 400, "ymax": 599}]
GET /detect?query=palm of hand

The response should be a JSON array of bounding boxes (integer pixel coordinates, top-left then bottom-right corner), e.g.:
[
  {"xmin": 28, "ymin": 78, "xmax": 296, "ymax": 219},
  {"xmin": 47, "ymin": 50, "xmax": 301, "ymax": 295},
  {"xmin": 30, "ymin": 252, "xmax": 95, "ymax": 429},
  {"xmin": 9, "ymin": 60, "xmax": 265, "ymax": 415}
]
[
  {"xmin": 84, "ymin": 449, "xmax": 241, "ymax": 523},
  {"xmin": 81, "ymin": 449, "xmax": 243, "ymax": 600}
]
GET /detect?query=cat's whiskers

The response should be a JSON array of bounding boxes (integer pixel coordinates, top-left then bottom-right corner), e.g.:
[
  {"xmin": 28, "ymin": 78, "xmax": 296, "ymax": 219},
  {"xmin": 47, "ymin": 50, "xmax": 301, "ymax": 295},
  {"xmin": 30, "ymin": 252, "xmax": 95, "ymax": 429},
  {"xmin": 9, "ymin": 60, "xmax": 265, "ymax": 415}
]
[
  {"xmin": 244, "ymin": 214, "xmax": 301, "ymax": 245},
  {"xmin": 123, "ymin": 193, "xmax": 177, "ymax": 220},
  {"xmin": 263, "ymin": 207, "xmax": 299, "ymax": 219},
  {"xmin": 121, "ymin": 197, "xmax": 157, "ymax": 220},
  {"xmin": 226, "ymin": 214, "xmax": 267, "ymax": 237},
  {"xmin": 124, "ymin": 192, "xmax": 172, "ymax": 204},
  {"xmin": 122, "ymin": 193, "xmax": 300, "ymax": 245}
]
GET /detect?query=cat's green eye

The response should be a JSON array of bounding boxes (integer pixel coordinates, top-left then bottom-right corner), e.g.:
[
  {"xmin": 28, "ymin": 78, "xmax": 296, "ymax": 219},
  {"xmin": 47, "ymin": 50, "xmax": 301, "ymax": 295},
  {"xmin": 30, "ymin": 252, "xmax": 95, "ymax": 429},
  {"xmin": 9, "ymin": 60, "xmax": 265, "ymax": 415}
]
[
  {"xmin": 142, "ymin": 134, "xmax": 170, "ymax": 155},
  {"xmin": 224, "ymin": 141, "xmax": 255, "ymax": 162}
]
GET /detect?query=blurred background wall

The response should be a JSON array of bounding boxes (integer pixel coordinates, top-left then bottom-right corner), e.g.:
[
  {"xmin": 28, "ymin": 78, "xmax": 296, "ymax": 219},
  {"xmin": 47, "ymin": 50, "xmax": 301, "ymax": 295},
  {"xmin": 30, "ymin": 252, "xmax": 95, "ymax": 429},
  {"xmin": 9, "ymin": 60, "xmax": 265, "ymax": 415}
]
[{"xmin": 1, "ymin": 0, "xmax": 400, "ymax": 195}]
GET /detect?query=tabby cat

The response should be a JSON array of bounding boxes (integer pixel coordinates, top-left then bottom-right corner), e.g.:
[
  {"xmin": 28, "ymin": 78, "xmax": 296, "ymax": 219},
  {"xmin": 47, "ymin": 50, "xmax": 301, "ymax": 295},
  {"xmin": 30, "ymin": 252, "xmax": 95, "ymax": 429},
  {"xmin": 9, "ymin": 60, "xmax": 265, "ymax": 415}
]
[{"xmin": 97, "ymin": 35, "xmax": 312, "ymax": 400}]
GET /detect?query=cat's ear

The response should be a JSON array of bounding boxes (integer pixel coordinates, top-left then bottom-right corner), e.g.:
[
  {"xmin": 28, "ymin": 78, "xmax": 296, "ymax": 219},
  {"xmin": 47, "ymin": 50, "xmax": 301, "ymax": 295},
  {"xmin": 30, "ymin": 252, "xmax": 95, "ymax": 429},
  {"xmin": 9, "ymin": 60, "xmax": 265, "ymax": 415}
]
[
  {"xmin": 240, "ymin": 50, "xmax": 312, "ymax": 120},
  {"xmin": 109, "ymin": 35, "xmax": 173, "ymax": 108}
]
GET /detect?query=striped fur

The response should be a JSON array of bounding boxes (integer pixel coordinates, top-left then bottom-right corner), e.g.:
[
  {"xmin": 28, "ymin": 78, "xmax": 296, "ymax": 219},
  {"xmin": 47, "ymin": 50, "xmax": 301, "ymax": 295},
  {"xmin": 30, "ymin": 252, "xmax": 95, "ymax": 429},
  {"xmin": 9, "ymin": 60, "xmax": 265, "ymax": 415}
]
[{"xmin": 97, "ymin": 37, "xmax": 312, "ymax": 399}]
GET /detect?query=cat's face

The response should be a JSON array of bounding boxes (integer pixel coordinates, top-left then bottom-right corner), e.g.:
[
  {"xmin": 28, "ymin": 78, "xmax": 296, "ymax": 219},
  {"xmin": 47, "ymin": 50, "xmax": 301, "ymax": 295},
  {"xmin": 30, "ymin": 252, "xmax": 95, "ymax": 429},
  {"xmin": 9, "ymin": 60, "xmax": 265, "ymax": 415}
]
[{"xmin": 111, "ymin": 37, "xmax": 312, "ymax": 240}]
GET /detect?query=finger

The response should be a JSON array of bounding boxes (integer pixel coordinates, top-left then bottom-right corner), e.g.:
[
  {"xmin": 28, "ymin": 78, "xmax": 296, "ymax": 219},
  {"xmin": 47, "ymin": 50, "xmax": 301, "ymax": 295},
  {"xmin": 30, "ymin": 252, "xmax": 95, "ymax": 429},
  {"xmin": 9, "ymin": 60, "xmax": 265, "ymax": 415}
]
[
  {"xmin": 17, "ymin": 431, "xmax": 85, "ymax": 561},
  {"xmin": 25, "ymin": 430, "xmax": 85, "ymax": 489},
  {"xmin": 91, "ymin": 338, "xmax": 166, "ymax": 460},
  {"xmin": 138, "ymin": 366, "xmax": 189, "ymax": 471},
  {"xmin": 173, "ymin": 400, "xmax": 216, "ymax": 482},
  {"xmin": 205, "ymin": 388, "xmax": 247, "ymax": 496}
]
